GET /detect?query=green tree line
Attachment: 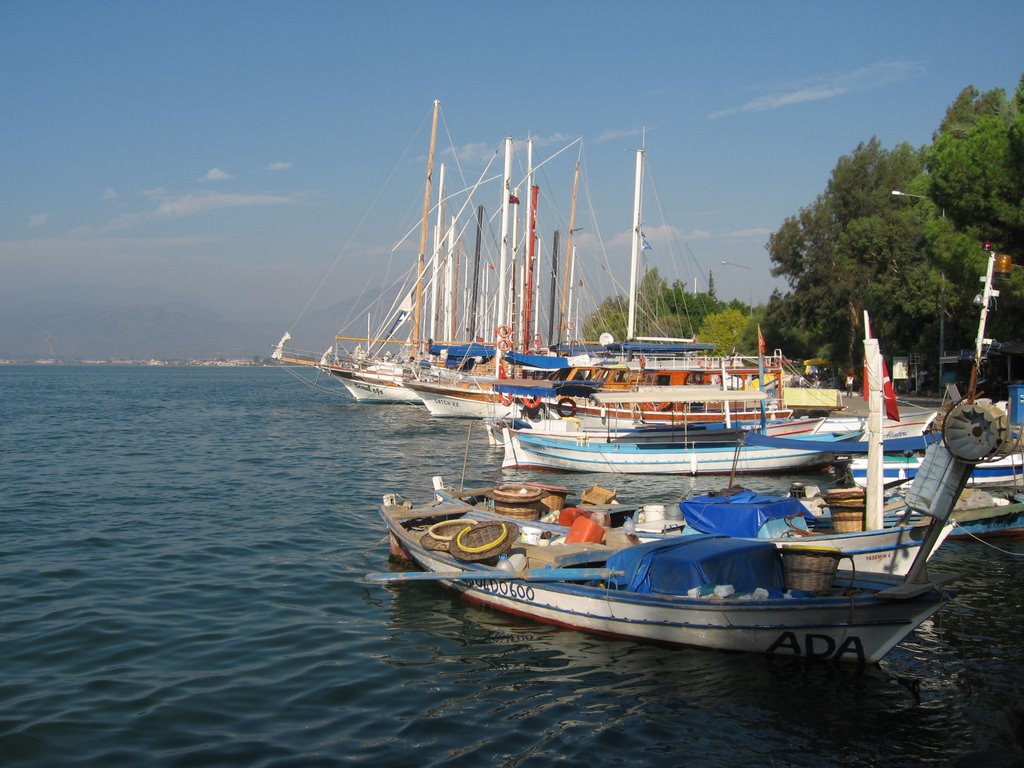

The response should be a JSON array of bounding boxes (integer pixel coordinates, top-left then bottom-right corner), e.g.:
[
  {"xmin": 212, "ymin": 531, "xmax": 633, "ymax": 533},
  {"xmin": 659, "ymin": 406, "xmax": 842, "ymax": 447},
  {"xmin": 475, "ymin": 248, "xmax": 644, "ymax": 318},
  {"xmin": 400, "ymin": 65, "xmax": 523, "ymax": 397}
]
[{"xmin": 584, "ymin": 72, "xmax": 1024, "ymax": 378}]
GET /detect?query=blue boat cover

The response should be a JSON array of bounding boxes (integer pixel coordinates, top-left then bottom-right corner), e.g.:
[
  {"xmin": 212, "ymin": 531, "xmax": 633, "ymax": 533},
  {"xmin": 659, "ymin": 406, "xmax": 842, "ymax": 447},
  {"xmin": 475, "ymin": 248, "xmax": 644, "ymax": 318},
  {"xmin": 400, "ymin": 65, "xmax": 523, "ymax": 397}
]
[
  {"xmin": 680, "ymin": 489, "xmax": 814, "ymax": 538},
  {"xmin": 503, "ymin": 352, "xmax": 571, "ymax": 369},
  {"xmin": 743, "ymin": 431, "xmax": 937, "ymax": 454},
  {"xmin": 492, "ymin": 381, "xmax": 603, "ymax": 398},
  {"xmin": 428, "ymin": 343, "xmax": 495, "ymax": 362},
  {"xmin": 606, "ymin": 535, "xmax": 784, "ymax": 595}
]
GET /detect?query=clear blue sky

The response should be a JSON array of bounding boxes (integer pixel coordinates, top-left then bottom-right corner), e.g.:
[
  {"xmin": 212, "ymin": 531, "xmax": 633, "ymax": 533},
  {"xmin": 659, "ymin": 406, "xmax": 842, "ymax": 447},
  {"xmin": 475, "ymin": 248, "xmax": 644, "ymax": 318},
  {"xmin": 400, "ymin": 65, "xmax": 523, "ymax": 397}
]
[{"xmin": 3, "ymin": 0, "xmax": 1023, "ymax": 331}]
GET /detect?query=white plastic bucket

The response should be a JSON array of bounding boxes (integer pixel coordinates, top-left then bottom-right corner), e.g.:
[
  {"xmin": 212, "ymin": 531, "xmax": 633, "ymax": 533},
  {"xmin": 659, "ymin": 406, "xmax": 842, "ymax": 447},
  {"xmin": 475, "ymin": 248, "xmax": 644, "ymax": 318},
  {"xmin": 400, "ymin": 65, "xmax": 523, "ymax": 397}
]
[{"xmin": 641, "ymin": 504, "xmax": 666, "ymax": 522}]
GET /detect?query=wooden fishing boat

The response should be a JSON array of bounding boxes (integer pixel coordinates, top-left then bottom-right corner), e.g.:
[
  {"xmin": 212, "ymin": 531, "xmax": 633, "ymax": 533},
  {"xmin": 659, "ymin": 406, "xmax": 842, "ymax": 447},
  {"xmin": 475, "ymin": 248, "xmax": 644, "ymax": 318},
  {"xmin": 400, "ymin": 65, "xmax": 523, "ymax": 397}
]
[{"xmin": 368, "ymin": 400, "xmax": 1012, "ymax": 663}]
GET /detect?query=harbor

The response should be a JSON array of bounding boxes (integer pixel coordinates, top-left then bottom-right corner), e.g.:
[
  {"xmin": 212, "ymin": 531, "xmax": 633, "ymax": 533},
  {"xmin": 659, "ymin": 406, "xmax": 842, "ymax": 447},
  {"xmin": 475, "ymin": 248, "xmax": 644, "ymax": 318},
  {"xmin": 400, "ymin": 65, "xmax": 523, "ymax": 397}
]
[{"xmin": 2, "ymin": 364, "xmax": 1023, "ymax": 766}]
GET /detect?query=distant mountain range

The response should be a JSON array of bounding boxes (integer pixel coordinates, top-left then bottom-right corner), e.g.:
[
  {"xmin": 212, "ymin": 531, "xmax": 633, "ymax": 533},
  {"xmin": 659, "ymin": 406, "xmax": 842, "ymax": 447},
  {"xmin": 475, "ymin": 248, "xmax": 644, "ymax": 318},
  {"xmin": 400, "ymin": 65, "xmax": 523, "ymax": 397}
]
[{"xmin": 0, "ymin": 298, "xmax": 363, "ymax": 362}]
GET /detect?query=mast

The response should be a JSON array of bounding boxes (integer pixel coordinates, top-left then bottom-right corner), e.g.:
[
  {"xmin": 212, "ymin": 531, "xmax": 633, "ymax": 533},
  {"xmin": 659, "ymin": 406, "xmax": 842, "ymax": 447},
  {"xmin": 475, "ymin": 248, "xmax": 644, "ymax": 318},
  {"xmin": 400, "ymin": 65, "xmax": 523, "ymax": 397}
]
[
  {"xmin": 413, "ymin": 100, "xmax": 440, "ymax": 356},
  {"xmin": 547, "ymin": 229, "xmax": 560, "ymax": 346},
  {"xmin": 468, "ymin": 205, "xmax": 483, "ymax": 340},
  {"xmin": 429, "ymin": 162, "xmax": 446, "ymax": 343},
  {"xmin": 626, "ymin": 147, "xmax": 645, "ymax": 341},
  {"xmin": 496, "ymin": 137, "xmax": 514, "ymax": 332},
  {"xmin": 863, "ymin": 312, "xmax": 884, "ymax": 530},
  {"xmin": 521, "ymin": 185, "xmax": 540, "ymax": 352},
  {"xmin": 559, "ymin": 162, "xmax": 580, "ymax": 340}
]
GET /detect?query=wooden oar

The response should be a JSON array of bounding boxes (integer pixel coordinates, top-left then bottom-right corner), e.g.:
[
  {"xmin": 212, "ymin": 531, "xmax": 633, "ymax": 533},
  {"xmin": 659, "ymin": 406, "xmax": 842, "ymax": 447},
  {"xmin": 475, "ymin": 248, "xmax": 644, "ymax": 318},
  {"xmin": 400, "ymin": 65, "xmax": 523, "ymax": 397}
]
[{"xmin": 366, "ymin": 567, "xmax": 623, "ymax": 584}]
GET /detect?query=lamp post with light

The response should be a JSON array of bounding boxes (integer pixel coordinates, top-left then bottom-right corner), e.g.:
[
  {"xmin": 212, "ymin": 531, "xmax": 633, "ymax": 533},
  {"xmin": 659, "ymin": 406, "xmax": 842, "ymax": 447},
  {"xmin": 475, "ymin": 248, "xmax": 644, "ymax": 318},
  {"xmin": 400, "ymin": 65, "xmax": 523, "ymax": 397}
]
[{"xmin": 720, "ymin": 261, "xmax": 753, "ymax": 317}]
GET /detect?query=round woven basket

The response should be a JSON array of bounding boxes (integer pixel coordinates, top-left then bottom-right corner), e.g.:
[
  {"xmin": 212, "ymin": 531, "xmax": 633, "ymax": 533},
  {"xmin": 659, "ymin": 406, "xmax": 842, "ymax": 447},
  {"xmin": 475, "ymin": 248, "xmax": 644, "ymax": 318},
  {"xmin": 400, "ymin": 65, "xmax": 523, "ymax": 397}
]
[
  {"xmin": 420, "ymin": 519, "xmax": 477, "ymax": 552},
  {"xmin": 486, "ymin": 485, "xmax": 545, "ymax": 521},
  {"xmin": 781, "ymin": 547, "xmax": 843, "ymax": 595},
  {"xmin": 830, "ymin": 508, "xmax": 865, "ymax": 533},
  {"xmin": 450, "ymin": 521, "xmax": 518, "ymax": 562}
]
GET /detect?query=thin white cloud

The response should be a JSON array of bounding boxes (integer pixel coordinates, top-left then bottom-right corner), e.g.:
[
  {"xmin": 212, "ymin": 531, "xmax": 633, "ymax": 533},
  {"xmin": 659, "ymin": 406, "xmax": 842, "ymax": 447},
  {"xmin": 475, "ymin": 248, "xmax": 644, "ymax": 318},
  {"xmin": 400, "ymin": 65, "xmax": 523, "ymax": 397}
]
[
  {"xmin": 266, "ymin": 161, "xmax": 293, "ymax": 171},
  {"xmin": 709, "ymin": 60, "xmax": 926, "ymax": 119},
  {"xmin": 199, "ymin": 167, "xmax": 233, "ymax": 182},
  {"xmin": 92, "ymin": 191, "xmax": 298, "ymax": 232},
  {"xmin": 28, "ymin": 212, "xmax": 49, "ymax": 228},
  {"xmin": 102, "ymin": 188, "xmax": 117, "ymax": 200},
  {"xmin": 443, "ymin": 141, "xmax": 500, "ymax": 165},
  {"xmin": 592, "ymin": 127, "xmax": 646, "ymax": 145}
]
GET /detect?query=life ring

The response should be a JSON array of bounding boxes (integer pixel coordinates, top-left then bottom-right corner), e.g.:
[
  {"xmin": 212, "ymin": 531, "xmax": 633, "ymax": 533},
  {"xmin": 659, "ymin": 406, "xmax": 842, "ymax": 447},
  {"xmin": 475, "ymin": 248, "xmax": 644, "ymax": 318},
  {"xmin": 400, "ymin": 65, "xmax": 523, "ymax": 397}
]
[
  {"xmin": 497, "ymin": 338, "xmax": 512, "ymax": 352},
  {"xmin": 556, "ymin": 397, "xmax": 577, "ymax": 418},
  {"xmin": 520, "ymin": 395, "xmax": 542, "ymax": 410},
  {"xmin": 497, "ymin": 324, "xmax": 512, "ymax": 339},
  {"xmin": 698, "ymin": 356, "xmax": 712, "ymax": 369},
  {"xmin": 499, "ymin": 392, "xmax": 514, "ymax": 406}
]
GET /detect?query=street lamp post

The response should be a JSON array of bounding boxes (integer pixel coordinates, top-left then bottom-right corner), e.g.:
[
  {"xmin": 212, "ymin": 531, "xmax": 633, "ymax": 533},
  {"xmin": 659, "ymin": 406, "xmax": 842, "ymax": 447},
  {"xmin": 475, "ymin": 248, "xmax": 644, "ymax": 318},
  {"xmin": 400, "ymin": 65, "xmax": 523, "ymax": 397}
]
[
  {"xmin": 720, "ymin": 260, "xmax": 753, "ymax": 317},
  {"xmin": 892, "ymin": 189, "xmax": 946, "ymax": 390},
  {"xmin": 891, "ymin": 189, "xmax": 944, "ymax": 217}
]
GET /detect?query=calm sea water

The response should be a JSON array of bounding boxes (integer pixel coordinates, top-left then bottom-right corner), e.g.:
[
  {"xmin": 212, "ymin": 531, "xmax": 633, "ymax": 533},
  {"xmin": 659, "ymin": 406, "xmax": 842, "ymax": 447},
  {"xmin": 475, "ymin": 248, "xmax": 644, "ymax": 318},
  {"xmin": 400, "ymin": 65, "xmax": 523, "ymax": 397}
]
[{"xmin": 2, "ymin": 365, "xmax": 1023, "ymax": 767}]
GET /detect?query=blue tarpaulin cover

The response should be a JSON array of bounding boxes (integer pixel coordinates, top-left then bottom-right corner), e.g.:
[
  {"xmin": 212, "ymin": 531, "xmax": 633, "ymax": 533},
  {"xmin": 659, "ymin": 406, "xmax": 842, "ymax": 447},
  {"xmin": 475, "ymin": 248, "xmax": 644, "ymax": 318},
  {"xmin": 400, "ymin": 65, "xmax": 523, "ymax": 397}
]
[
  {"xmin": 503, "ymin": 352, "xmax": 571, "ymax": 369},
  {"xmin": 492, "ymin": 381, "xmax": 603, "ymax": 398},
  {"xmin": 428, "ymin": 343, "xmax": 495, "ymax": 362},
  {"xmin": 680, "ymin": 489, "xmax": 814, "ymax": 538},
  {"xmin": 605, "ymin": 534, "xmax": 784, "ymax": 595}
]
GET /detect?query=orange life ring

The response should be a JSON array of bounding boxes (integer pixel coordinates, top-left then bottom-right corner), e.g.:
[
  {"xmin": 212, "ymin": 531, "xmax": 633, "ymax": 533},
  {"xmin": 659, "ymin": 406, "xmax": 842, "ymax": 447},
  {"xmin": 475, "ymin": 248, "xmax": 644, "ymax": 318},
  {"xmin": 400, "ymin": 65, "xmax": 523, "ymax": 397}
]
[
  {"xmin": 497, "ymin": 338, "xmax": 512, "ymax": 352},
  {"xmin": 556, "ymin": 397, "xmax": 577, "ymax": 418},
  {"xmin": 520, "ymin": 395, "xmax": 542, "ymax": 410},
  {"xmin": 698, "ymin": 356, "xmax": 711, "ymax": 369},
  {"xmin": 497, "ymin": 324, "xmax": 512, "ymax": 339},
  {"xmin": 499, "ymin": 392, "xmax": 514, "ymax": 406}
]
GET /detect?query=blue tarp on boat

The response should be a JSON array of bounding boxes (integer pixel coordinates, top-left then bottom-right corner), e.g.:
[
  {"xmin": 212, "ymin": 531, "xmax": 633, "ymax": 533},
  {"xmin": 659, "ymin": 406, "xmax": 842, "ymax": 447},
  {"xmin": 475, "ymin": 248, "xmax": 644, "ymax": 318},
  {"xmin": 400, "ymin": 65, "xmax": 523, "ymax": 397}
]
[
  {"xmin": 492, "ymin": 381, "xmax": 603, "ymax": 398},
  {"xmin": 680, "ymin": 489, "xmax": 814, "ymax": 538},
  {"xmin": 744, "ymin": 431, "xmax": 937, "ymax": 454},
  {"xmin": 503, "ymin": 352, "xmax": 572, "ymax": 369},
  {"xmin": 605, "ymin": 534, "xmax": 784, "ymax": 595},
  {"xmin": 428, "ymin": 343, "xmax": 495, "ymax": 362}
]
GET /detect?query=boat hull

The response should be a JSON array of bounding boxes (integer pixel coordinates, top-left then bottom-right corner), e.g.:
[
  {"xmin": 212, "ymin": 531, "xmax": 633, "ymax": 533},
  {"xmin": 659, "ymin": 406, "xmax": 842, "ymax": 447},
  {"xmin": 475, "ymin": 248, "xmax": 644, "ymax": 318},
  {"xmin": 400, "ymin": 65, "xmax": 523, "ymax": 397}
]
[
  {"xmin": 500, "ymin": 430, "xmax": 838, "ymax": 475},
  {"xmin": 850, "ymin": 452, "xmax": 1024, "ymax": 488},
  {"xmin": 378, "ymin": 498, "xmax": 951, "ymax": 664}
]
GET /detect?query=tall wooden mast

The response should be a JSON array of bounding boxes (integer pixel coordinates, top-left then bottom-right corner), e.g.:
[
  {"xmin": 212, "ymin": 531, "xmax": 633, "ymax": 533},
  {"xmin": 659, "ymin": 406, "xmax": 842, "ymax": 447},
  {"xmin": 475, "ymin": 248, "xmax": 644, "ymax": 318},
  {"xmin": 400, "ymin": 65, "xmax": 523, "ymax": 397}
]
[{"xmin": 413, "ymin": 99, "xmax": 440, "ymax": 354}]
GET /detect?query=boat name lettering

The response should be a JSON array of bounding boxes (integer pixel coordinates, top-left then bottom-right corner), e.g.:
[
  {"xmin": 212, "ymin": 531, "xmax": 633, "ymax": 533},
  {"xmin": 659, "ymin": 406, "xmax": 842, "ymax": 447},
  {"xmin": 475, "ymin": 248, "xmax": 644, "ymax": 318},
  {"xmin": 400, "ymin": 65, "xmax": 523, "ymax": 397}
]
[
  {"xmin": 438, "ymin": 399, "xmax": 462, "ymax": 408},
  {"xmin": 766, "ymin": 631, "xmax": 866, "ymax": 662},
  {"xmin": 480, "ymin": 580, "xmax": 535, "ymax": 601},
  {"xmin": 355, "ymin": 383, "xmax": 385, "ymax": 395}
]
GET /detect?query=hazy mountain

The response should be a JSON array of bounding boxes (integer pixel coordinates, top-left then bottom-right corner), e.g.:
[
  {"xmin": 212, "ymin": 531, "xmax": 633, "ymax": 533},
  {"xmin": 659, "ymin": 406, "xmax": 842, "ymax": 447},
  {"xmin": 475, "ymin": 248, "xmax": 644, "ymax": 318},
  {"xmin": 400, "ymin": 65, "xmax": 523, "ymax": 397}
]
[{"xmin": 0, "ymin": 289, "xmax": 396, "ymax": 361}]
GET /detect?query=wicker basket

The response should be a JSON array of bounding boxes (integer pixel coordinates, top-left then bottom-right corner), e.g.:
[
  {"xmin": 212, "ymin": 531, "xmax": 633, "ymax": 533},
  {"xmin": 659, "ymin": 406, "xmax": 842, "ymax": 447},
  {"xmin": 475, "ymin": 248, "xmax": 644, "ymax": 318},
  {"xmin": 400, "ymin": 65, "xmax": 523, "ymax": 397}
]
[
  {"xmin": 781, "ymin": 547, "xmax": 843, "ymax": 595},
  {"xmin": 486, "ymin": 485, "xmax": 545, "ymax": 521},
  {"xmin": 823, "ymin": 487, "xmax": 866, "ymax": 533},
  {"xmin": 830, "ymin": 508, "xmax": 865, "ymax": 533},
  {"xmin": 420, "ymin": 519, "xmax": 477, "ymax": 552},
  {"xmin": 525, "ymin": 482, "xmax": 569, "ymax": 512},
  {"xmin": 450, "ymin": 521, "xmax": 519, "ymax": 562}
]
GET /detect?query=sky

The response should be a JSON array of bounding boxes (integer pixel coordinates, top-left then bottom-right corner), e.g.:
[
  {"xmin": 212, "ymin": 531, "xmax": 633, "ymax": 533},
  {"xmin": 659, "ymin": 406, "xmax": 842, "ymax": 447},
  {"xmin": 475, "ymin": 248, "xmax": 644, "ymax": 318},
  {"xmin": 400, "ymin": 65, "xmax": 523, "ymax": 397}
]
[{"xmin": 3, "ymin": 0, "xmax": 1023, "ymax": 336}]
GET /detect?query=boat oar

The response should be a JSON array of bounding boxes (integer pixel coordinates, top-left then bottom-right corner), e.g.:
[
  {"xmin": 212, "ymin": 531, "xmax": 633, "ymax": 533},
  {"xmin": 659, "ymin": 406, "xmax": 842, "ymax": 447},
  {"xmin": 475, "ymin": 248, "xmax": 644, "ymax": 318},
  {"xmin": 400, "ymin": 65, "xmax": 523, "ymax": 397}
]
[{"xmin": 366, "ymin": 567, "xmax": 623, "ymax": 584}]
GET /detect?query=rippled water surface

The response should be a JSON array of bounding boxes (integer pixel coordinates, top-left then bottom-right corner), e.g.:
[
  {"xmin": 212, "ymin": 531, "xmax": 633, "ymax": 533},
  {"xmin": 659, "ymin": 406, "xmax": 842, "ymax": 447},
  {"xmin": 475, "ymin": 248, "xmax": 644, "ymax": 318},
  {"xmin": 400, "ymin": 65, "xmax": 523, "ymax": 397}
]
[{"xmin": 2, "ymin": 365, "xmax": 1023, "ymax": 767}]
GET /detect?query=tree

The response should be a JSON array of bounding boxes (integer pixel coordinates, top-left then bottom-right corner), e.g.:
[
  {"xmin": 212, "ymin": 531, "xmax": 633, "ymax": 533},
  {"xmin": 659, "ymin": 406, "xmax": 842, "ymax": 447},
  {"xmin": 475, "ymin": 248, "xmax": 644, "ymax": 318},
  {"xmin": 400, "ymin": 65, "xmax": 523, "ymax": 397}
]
[
  {"xmin": 767, "ymin": 139, "xmax": 934, "ymax": 370},
  {"xmin": 695, "ymin": 308, "xmax": 749, "ymax": 356},
  {"xmin": 926, "ymin": 76, "xmax": 1024, "ymax": 349}
]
